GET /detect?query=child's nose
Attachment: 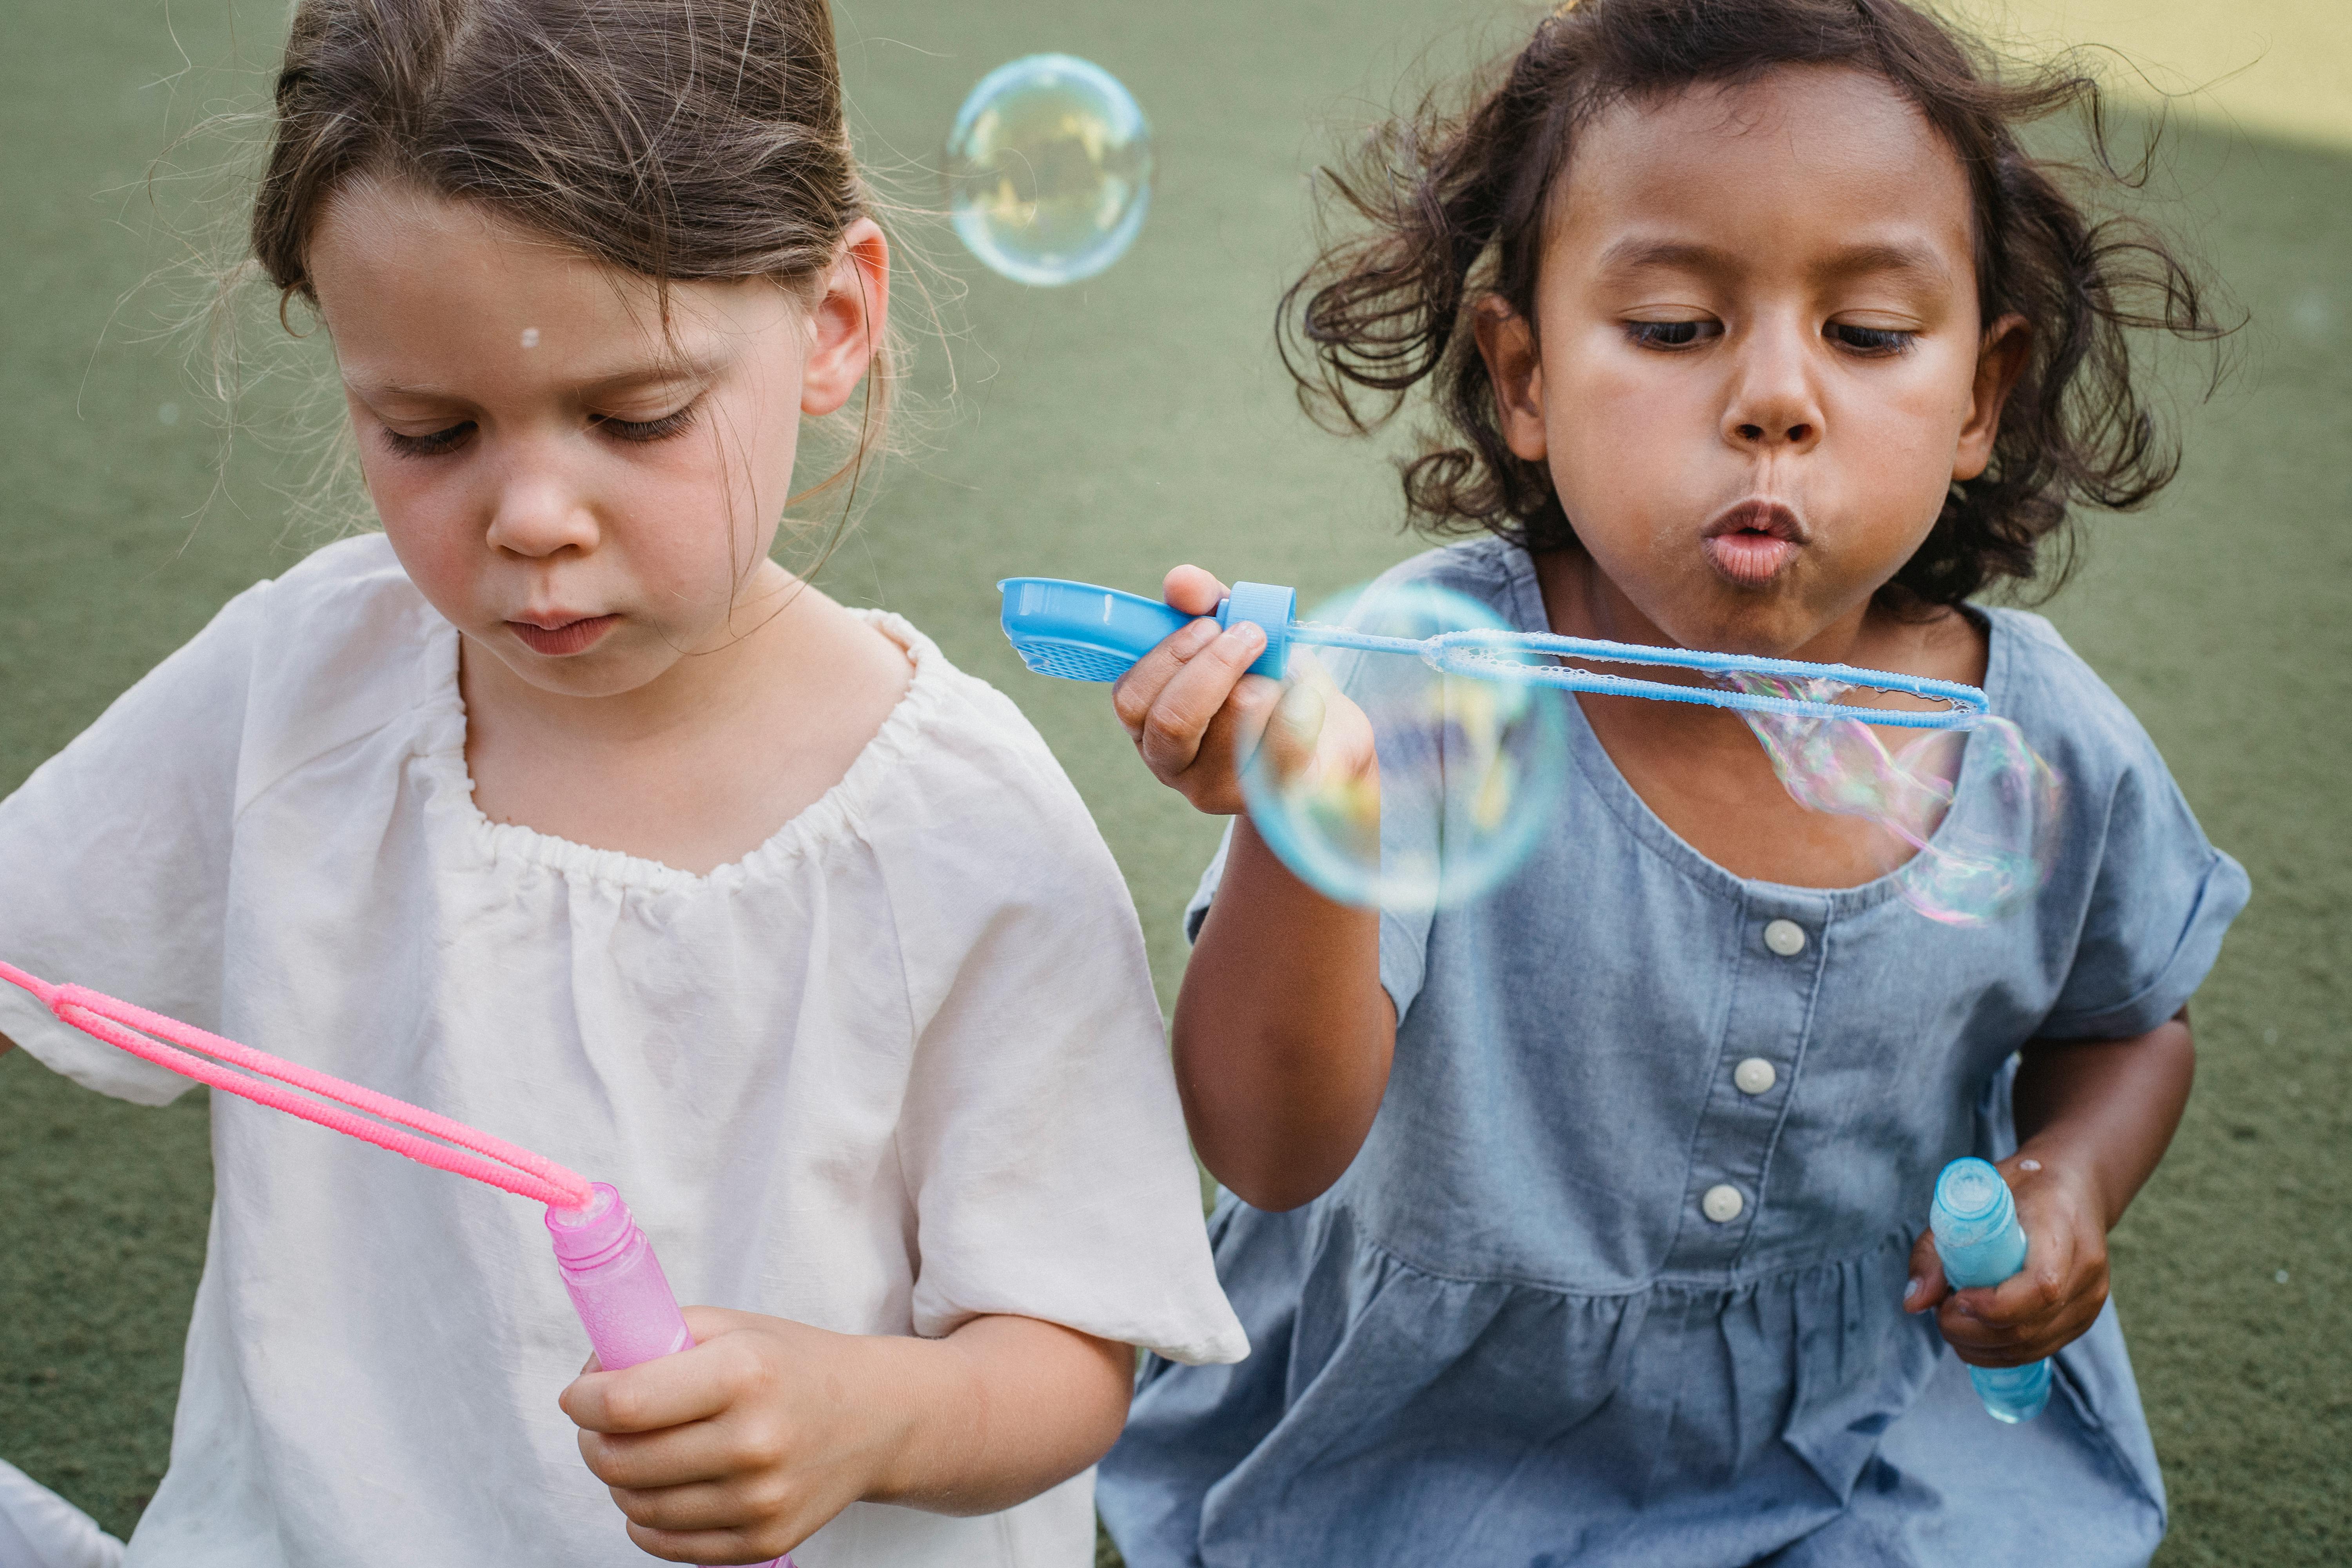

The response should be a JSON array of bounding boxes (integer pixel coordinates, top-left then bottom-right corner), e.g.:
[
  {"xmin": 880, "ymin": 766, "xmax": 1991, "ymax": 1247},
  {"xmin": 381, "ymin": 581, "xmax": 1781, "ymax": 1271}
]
[
  {"xmin": 1722, "ymin": 330, "xmax": 1824, "ymax": 454},
  {"xmin": 485, "ymin": 466, "xmax": 600, "ymax": 559},
  {"xmin": 1732, "ymin": 417, "xmax": 1817, "ymax": 446}
]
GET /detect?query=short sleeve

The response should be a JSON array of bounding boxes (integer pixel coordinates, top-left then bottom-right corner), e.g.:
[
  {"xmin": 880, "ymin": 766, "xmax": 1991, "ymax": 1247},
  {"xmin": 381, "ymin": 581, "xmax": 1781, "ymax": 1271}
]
[
  {"xmin": 0, "ymin": 580, "xmax": 270, "ymax": 1103},
  {"xmin": 2038, "ymin": 753, "xmax": 2250, "ymax": 1040},
  {"xmin": 879, "ymin": 685, "xmax": 1247, "ymax": 1367},
  {"xmin": 1993, "ymin": 614, "xmax": 2252, "ymax": 1042}
]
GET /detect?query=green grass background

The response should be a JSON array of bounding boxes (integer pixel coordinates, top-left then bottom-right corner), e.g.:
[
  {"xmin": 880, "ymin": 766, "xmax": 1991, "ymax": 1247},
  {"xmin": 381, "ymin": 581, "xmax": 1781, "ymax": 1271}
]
[{"xmin": 1, "ymin": 1, "xmax": 2344, "ymax": 1561}]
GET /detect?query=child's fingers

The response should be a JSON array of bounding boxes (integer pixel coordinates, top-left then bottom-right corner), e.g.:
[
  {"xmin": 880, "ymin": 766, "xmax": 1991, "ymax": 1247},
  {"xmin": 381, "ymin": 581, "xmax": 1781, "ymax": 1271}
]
[
  {"xmin": 1962, "ymin": 1260, "xmax": 2108, "ymax": 1348},
  {"xmin": 609, "ymin": 1472, "xmax": 793, "ymax": 1537},
  {"xmin": 578, "ymin": 1408, "xmax": 742, "ymax": 1490},
  {"xmin": 626, "ymin": 1523, "xmax": 790, "ymax": 1568},
  {"xmin": 1135, "ymin": 622, "xmax": 1270, "ymax": 780},
  {"xmin": 1902, "ymin": 1229, "xmax": 1949, "ymax": 1313},
  {"xmin": 562, "ymin": 1333, "xmax": 757, "ymax": 1434},
  {"xmin": 1259, "ymin": 679, "xmax": 1327, "ymax": 786},
  {"xmin": 1940, "ymin": 1289, "xmax": 2100, "ymax": 1367},
  {"xmin": 1937, "ymin": 1226, "xmax": 2108, "ymax": 1366},
  {"xmin": 1112, "ymin": 617, "xmax": 1223, "ymax": 742},
  {"xmin": 1185, "ymin": 672, "xmax": 1284, "ymax": 792},
  {"xmin": 625, "ymin": 1517, "xmax": 789, "ymax": 1567},
  {"xmin": 1162, "ymin": 564, "xmax": 1229, "ymax": 617}
]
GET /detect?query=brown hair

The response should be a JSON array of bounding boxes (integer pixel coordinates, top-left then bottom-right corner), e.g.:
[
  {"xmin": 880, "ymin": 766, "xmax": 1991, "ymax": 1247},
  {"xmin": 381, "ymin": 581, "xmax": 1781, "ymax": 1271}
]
[
  {"xmin": 1279, "ymin": 0, "xmax": 2234, "ymax": 610},
  {"xmin": 251, "ymin": 0, "xmax": 890, "ymax": 522}
]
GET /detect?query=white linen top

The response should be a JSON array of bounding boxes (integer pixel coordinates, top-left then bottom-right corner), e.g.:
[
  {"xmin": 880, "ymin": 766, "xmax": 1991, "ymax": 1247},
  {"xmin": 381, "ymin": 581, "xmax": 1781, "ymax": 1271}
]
[{"xmin": 0, "ymin": 533, "xmax": 1245, "ymax": 1568}]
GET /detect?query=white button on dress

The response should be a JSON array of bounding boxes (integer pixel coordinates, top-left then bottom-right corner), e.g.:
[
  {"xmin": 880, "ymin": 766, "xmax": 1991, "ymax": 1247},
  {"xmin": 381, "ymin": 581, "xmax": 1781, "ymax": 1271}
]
[
  {"xmin": 1701, "ymin": 1184, "xmax": 1746, "ymax": 1223},
  {"xmin": 1734, "ymin": 1058, "xmax": 1777, "ymax": 1095},
  {"xmin": 1763, "ymin": 919, "xmax": 1808, "ymax": 956}
]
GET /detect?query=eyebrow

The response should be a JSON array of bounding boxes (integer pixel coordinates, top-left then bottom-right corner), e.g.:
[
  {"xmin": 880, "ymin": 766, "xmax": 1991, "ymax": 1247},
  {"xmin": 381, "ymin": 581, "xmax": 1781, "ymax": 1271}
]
[
  {"xmin": 1596, "ymin": 237, "xmax": 1954, "ymax": 286},
  {"xmin": 350, "ymin": 350, "xmax": 729, "ymax": 405}
]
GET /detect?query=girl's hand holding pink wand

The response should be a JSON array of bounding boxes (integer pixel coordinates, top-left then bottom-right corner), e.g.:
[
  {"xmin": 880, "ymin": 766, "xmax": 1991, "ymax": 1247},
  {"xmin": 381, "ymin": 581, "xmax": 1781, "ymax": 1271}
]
[{"xmin": 564, "ymin": 1312, "xmax": 1129, "ymax": 1566}]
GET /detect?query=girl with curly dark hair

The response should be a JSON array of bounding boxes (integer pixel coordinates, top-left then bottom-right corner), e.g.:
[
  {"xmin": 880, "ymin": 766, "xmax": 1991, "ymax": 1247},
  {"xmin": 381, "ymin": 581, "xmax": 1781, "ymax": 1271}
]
[{"xmin": 1094, "ymin": 2, "xmax": 2247, "ymax": 1562}]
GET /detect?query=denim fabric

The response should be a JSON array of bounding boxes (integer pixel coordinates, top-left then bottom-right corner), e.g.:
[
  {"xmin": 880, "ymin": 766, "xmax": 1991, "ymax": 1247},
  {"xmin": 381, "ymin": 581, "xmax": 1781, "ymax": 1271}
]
[{"xmin": 1099, "ymin": 538, "xmax": 2247, "ymax": 1568}]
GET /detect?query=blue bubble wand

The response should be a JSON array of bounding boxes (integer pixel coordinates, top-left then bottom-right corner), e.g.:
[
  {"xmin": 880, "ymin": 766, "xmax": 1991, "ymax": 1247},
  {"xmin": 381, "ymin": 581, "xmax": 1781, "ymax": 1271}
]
[{"xmin": 998, "ymin": 577, "xmax": 1987, "ymax": 729}]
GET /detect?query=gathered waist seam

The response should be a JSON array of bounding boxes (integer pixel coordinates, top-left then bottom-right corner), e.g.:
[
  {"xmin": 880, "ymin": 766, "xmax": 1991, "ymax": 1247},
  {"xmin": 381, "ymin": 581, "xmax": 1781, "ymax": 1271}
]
[{"xmin": 1338, "ymin": 1207, "xmax": 1922, "ymax": 1299}]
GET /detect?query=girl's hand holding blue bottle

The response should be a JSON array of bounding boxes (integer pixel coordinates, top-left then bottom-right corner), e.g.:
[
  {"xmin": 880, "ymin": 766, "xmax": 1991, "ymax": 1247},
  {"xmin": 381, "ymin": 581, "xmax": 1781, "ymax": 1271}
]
[
  {"xmin": 561, "ymin": 1310, "xmax": 1131, "ymax": 1565},
  {"xmin": 1111, "ymin": 565, "xmax": 1377, "ymax": 815},
  {"xmin": 1903, "ymin": 1152, "xmax": 2109, "ymax": 1368},
  {"xmin": 1902, "ymin": 1011, "xmax": 2197, "ymax": 1374}
]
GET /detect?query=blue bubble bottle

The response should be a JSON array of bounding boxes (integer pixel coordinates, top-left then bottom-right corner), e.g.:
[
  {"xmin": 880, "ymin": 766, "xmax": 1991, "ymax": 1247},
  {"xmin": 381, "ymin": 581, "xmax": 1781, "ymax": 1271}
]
[{"xmin": 1928, "ymin": 1157, "xmax": 2053, "ymax": 1424}]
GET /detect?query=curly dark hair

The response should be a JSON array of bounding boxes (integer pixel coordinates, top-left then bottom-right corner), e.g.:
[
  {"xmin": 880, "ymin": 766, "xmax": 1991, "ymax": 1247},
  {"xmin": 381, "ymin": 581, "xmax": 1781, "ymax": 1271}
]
[{"xmin": 1279, "ymin": 0, "xmax": 2234, "ymax": 610}]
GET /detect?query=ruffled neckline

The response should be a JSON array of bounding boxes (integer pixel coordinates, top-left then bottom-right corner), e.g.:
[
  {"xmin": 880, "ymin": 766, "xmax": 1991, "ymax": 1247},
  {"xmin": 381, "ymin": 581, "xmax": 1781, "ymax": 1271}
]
[{"xmin": 411, "ymin": 608, "xmax": 948, "ymax": 897}]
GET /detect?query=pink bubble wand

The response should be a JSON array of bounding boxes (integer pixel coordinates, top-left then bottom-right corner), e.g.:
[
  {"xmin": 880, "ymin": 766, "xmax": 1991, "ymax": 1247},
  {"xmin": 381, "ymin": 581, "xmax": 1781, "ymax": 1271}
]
[{"xmin": 0, "ymin": 959, "xmax": 789, "ymax": 1568}]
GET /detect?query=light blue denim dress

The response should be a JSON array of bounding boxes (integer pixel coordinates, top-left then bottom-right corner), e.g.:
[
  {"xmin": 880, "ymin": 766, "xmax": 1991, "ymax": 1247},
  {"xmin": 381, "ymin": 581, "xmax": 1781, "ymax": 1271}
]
[{"xmin": 1098, "ymin": 538, "xmax": 2249, "ymax": 1568}]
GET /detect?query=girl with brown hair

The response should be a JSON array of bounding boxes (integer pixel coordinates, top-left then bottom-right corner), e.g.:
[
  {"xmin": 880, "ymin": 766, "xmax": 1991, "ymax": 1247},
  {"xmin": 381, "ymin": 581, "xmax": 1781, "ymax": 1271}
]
[
  {"xmin": 1097, "ymin": 1, "xmax": 2244, "ymax": 1561},
  {"xmin": 0, "ymin": 3, "xmax": 1242, "ymax": 1563}
]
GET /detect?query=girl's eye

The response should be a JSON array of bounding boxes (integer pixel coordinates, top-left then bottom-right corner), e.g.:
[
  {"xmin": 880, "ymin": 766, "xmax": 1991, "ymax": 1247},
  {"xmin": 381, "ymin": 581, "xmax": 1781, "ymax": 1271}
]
[
  {"xmin": 591, "ymin": 403, "xmax": 699, "ymax": 444},
  {"xmin": 1626, "ymin": 319, "xmax": 1719, "ymax": 350},
  {"xmin": 383, "ymin": 422, "xmax": 476, "ymax": 459},
  {"xmin": 1827, "ymin": 323, "xmax": 1916, "ymax": 355}
]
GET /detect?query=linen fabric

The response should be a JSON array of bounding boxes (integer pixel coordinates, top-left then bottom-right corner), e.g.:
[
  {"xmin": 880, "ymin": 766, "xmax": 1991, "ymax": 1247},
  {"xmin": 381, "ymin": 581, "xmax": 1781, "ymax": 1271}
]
[
  {"xmin": 1098, "ymin": 537, "xmax": 2248, "ymax": 1568},
  {"xmin": 0, "ymin": 534, "xmax": 1245, "ymax": 1568}
]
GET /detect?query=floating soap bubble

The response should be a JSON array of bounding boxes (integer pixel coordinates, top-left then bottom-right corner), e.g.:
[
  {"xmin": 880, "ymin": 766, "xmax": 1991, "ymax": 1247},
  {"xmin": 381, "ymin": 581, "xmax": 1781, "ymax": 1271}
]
[
  {"xmin": 1721, "ymin": 673, "xmax": 2059, "ymax": 924},
  {"xmin": 1241, "ymin": 581, "xmax": 1568, "ymax": 911},
  {"xmin": 944, "ymin": 54, "xmax": 1154, "ymax": 287}
]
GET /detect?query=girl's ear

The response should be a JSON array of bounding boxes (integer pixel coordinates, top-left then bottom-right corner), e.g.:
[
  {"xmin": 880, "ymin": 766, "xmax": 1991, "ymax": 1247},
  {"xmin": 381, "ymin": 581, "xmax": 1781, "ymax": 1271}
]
[
  {"xmin": 1472, "ymin": 297, "xmax": 1548, "ymax": 461},
  {"xmin": 801, "ymin": 218, "xmax": 890, "ymax": 417},
  {"xmin": 1954, "ymin": 313, "xmax": 2031, "ymax": 482}
]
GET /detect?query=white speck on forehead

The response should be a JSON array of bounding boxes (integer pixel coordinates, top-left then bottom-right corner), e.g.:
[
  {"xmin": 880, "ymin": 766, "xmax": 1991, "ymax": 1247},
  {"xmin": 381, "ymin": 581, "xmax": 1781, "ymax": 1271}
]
[{"xmin": 519, "ymin": 327, "xmax": 541, "ymax": 348}]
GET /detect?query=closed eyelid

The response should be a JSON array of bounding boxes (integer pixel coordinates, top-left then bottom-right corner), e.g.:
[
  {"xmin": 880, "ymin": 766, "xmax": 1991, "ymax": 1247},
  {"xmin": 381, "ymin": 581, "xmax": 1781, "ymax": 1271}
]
[{"xmin": 590, "ymin": 391, "xmax": 702, "ymax": 423}]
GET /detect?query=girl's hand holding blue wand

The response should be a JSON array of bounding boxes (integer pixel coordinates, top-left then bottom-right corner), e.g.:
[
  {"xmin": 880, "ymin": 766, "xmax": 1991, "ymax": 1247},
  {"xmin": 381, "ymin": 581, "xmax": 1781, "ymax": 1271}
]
[{"xmin": 1110, "ymin": 565, "xmax": 1377, "ymax": 817}]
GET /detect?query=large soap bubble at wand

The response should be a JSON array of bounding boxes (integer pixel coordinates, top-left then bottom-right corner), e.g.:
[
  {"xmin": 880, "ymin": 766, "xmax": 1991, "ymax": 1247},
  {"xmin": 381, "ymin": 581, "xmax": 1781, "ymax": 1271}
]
[
  {"xmin": 1241, "ymin": 581, "xmax": 1569, "ymax": 910},
  {"xmin": 944, "ymin": 54, "xmax": 1153, "ymax": 287},
  {"xmin": 1720, "ymin": 671, "xmax": 2060, "ymax": 924}
]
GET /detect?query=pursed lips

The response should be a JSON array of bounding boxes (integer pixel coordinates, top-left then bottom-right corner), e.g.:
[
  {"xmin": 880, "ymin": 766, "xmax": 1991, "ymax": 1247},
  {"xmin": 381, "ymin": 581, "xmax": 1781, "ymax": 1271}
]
[
  {"xmin": 507, "ymin": 612, "xmax": 620, "ymax": 657},
  {"xmin": 1700, "ymin": 498, "xmax": 1808, "ymax": 587}
]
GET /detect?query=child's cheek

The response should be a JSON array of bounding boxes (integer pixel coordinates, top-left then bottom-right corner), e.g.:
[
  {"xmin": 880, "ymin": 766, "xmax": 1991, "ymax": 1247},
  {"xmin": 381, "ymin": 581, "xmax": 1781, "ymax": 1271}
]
[
  {"xmin": 381, "ymin": 515, "xmax": 503, "ymax": 636},
  {"xmin": 1823, "ymin": 360, "xmax": 1976, "ymax": 536},
  {"xmin": 359, "ymin": 456, "xmax": 529, "ymax": 639},
  {"xmin": 1542, "ymin": 338, "xmax": 1719, "ymax": 535}
]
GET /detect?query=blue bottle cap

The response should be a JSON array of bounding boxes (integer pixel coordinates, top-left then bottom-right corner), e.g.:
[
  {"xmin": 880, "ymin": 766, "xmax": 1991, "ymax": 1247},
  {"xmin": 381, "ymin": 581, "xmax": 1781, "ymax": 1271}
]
[
  {"xmin": 1217, "ymin": 581, "xmax": 1296, "ymax": 680},
  {"xmin": 1931, "ymin": 1157, "xmax": 2017, "ymax": 1253}
]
